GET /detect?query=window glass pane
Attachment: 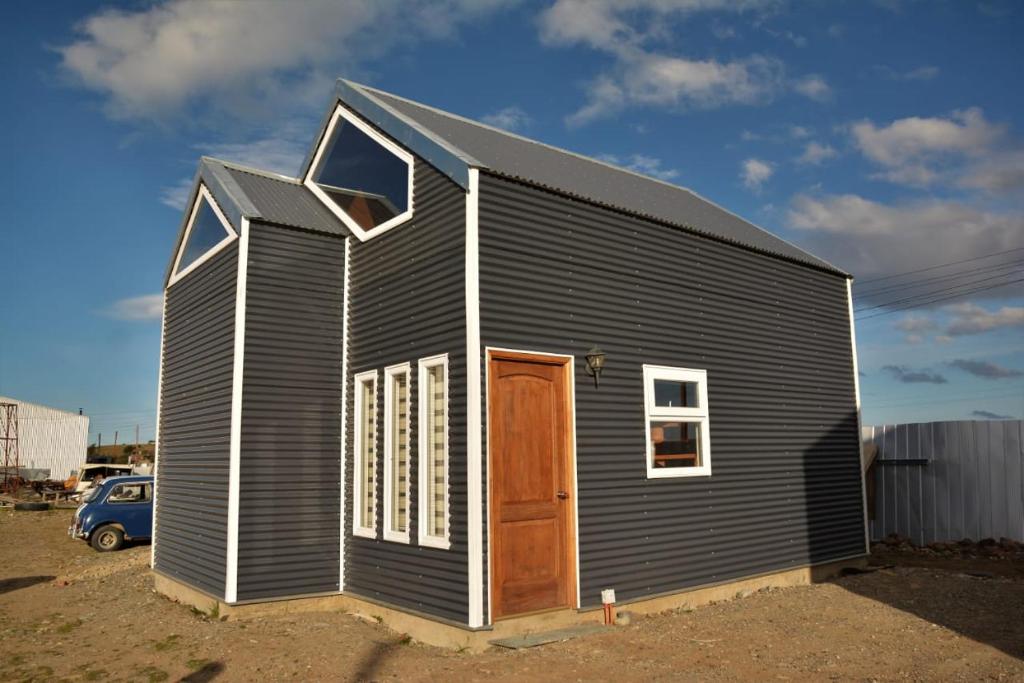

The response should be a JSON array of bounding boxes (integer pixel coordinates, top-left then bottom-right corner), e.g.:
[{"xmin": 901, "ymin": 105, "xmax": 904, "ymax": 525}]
[
  {"xmin": 653, "ymin": 379, "xmax": 699, "ymax": 409},
  {"xmin": 177, "ymin": 197, "xmax": 231, "ymax": 274},
  {"xmin": 649, "ymin": 420, "xmax": 702, "ymax": 469},
  {"xmin": 389, "ymin": 372, "xmax": 408, "ymax": 534},
  {"xmin": 314, "ymin": 119, "xmax": 409, "ymax": 231},
  {"xmin": 107, "ymin": 482, "xmax": 149, "ymax": 503},
  {"xmin": 425, "ymin": 364, "xmax": 446, "ymax": 538},
  {"xmin": 360, "ymin": 379, "xmax": 376, "ymax": 529}
]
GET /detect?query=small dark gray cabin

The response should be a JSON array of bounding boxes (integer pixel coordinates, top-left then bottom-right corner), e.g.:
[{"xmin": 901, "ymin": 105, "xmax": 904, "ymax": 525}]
[{"xmin": 153, "ymin": 79, "xmax": 867, "ymax": 630}]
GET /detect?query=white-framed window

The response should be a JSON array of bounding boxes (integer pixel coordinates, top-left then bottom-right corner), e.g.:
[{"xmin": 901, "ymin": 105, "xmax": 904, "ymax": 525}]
[
  {"xmin": 303, "ymin": 104, "xmax": 415, "ymax": 240},
  {"xmin": 353, "ymin": 370, "xmax": 378, "ymax": 538},
  {"xmin": 643, "ymin": 365, "xmax": 712, "ymax": 478},
  {"xmin": 418, "ymin": 354, "xmax": 450, "ymax": 549},
  {"xmin": 168, "ymin": 184, "xmax": 237, "ymax": 286},
  {"xmin": 383, "ymin": 363, "xmax": 411, "ymax": 543}
]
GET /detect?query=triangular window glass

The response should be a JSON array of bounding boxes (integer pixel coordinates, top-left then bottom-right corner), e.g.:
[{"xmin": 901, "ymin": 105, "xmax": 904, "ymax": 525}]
[
  {"xmin": 312, "ymin": 114, "xmax": 411, "ymax": 232},
  {"xmin": 176, "ymin": 192, "xmax": 234, "ymax": 275}
]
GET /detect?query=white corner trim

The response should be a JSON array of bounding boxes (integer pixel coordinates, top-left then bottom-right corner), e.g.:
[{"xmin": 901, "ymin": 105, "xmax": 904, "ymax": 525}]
[
  {"xmin": 225, "ymin": 217, "xmax": 250, "ymax": 604},
  {"xmin": 642, "ymin": 365, "xmax": 712, "ymax": 479},
  {"xmin": 847, "ymin": 279, "xmax": 870, "ymax": 554},
  {"xmin": 465, "ymin": 168, "xmax": 484, "ymax": 628},
  {"xmin": 303, "ymin": 102, "xmax": 415, "ymax": 242},
  {"xmin": 352, "ymin": 369, "xmax": 378, "ymax": 539},
  {"xmin": 150, "ymin": 290, "xmax": 168, "ymax": 570},
  {"xmin": 339, "ymin": 237, "xmax": 351, "ymax": 590},
  {"xmin": 168, "ymin": 184, "xmax": 238, "ymax": 287},
  {"xmin": 418, "ymin": 353, "xmax": 451, "ymax": 550},
  {"xmin": 383, "ymin": 362, "xmax": 412, "ymax": 544}
]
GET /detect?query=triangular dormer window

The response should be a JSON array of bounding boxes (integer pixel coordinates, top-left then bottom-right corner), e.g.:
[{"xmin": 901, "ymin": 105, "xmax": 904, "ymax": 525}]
[
  {"xmin": 170, "ymin": 185, "xmax": 237, "ymax": 284},
  {"xmin": 304, "ymin": 105, "xmax": 414, "ymax": 239}
]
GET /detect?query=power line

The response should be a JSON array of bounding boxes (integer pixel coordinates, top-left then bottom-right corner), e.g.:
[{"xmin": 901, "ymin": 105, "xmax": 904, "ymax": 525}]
[
  {"xmin": 851, "ymin": 274, "xmax": 1024, "ymax": 321},
  {"xmin": 854, "ymin": 268, "xmax": 1023, "ymax": 312},
  {"xmin": 856, "ymin": 258, "xmax": 1024, "ymax": 298},
  {"xmin": 856, "ymin": 246, "xmax": 1024, "ymax": 285}
]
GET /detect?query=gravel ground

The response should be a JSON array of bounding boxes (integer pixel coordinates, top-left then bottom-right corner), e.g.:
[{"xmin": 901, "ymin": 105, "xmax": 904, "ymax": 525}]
[{"xmin": 1, "ymin": 509, "xmax": 1022, "ymax": 682}]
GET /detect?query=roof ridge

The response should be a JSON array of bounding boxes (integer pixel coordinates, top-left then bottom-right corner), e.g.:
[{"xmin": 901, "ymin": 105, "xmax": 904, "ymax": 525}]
[
  {"xmin": 200, "ymin": 156, "xmax": 301, "ymax": 184},
  {"xmin": 358, "ymin": 83, "xmax": 845, "ymax": 276}
]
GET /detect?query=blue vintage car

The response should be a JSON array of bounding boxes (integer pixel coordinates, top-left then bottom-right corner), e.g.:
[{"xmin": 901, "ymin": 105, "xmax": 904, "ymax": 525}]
[{"xmin": 69, "ymin": 475, "xmax": 154, "ymax": 552}]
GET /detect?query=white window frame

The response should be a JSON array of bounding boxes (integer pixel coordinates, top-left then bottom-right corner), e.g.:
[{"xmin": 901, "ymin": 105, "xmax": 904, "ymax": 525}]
[
  {"xmin": 352, "ymin": 370, "xmax": 378, "ymax": 538},
  {"xmin": 168, "ymin": 184, "xmax": 238, "ymax": 287},
  {"xmin": 303, "ymin": 103, "xmax": 415, "ymax": 242},
  {"xmin": 417, "ymin": 354, "xmax": 451, "ymax": 549},
  {"xmin": 383, "ymin": 362, "xmax": 412, "ymax": 544},
  {"xmin": 643, "ymin": 365, "xmax": 712, "ymax": 479}
]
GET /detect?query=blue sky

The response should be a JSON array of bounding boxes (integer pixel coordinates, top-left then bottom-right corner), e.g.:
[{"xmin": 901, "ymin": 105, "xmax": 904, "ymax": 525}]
[{"xmin": 1, "ymin": 0, "xmax": 1021, "ymax": 444}]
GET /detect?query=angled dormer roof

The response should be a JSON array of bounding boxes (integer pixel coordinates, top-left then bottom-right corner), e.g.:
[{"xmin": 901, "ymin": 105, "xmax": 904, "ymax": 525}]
[
  {"xmin": 163, "ymin": 158, "xmax": 348, "ymax": 286},
  {"xmin": 301, "ymin": 79, "xmax": 843, "ymax": 275}
]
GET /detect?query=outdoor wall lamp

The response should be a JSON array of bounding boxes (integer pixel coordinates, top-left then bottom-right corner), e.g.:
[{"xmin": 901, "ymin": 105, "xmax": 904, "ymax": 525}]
[{"xmin": 584, "ymin": 346, "xmax": 606, "ymax": 388}]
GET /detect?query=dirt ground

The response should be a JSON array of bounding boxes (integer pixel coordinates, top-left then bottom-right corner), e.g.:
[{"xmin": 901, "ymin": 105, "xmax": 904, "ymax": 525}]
[{"xmin": 1, "ymin": 510, "xmax": 1022, "ymax": 682}]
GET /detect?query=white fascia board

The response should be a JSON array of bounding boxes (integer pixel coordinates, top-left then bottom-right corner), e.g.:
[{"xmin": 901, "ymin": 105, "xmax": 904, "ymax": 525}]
[
  {"xmin": 465, "ymin": 168, "xmax": 484, "ymax": 628},
  {"xmin": 847, "ymin": 279, "xmax": 870, "ymax": 554},
  {"xmin": 150, "ymin": 290, "xmax": 168, "ymax": 569},
  {"xmin": 225, "ymin": 217, "xmax": 250, "ymax": 603},
  {"xmin": 303, "ymin": 103, "xmax": 415, "ymax": 242},
  {"xmin": 339, "ymin": 237, "xmax": 350, "ymax": 590}
]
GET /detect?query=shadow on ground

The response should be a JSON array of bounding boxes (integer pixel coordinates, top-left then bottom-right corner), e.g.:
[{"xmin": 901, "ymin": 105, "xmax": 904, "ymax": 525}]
[{"xmin": 0, "ymin": 575, "xmax": 55, "ymax": 595}]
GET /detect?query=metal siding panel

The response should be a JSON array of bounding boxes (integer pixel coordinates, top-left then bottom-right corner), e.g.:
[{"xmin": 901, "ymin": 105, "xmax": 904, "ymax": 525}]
[
  {"xmin": 477, "ymin": 174, "xmax": 864, "ymax": 609},
  {"xmin": 344, "ymin": 159, "xmax": 469, "ymax": 623},
  {"xmin": 154, "ymin": 243, "xmax": 237, "ymax": 598},
  {"xmin": 236, "ymin": 223, "xmax": 345, "ymax": 601}
]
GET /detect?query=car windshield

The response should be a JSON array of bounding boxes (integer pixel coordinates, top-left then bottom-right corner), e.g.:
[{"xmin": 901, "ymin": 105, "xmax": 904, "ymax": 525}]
[{"xmin": 82, "ymin": 486, "xmax": 103, "ymax": 503}]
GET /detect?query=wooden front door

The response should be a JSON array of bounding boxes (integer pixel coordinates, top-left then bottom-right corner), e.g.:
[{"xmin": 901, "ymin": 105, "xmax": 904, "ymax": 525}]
[{"xmin": 488, "ymin": 351, "xmax": 576, "ymax": 620}]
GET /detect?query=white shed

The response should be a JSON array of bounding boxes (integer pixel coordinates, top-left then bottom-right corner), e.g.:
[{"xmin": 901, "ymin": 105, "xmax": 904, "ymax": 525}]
[{"xmin": 0, "ymin": 396, "xmax": 89, "ymax": 480}]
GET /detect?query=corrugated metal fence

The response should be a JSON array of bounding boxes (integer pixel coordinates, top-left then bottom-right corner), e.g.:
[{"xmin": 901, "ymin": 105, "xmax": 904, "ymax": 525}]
[{"xmin": 863, "ymin": 420, "xmax": 1024, "ymax": 544}]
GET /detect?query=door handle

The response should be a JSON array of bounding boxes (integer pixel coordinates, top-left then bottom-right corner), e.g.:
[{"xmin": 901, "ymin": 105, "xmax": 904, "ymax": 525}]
[{"xmin": 556, "ymin": 490, "xmax": 569, "ymax": 500}]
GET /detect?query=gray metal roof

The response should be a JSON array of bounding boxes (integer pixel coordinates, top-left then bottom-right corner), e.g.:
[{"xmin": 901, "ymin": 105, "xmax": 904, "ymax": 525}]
[
  {"xmin": 162, "ymin": 158, "xmax": 348, "ymax": 287},
  {"xmin": 353, "ymin": 82, "xmax": 842, "ymax": 275}
]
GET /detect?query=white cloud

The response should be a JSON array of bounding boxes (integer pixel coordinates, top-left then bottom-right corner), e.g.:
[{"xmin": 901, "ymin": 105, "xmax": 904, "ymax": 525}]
[
  {"xmin": 58, "ymin": 0, "xmax": 517, "ymax": 121},
  {"xmin": 796, "ymin": 141, "xmax": 838, "ymax": 165},
  {"xmin": 789, "ymin": 125, "xmax": 811, "ymax": 139},
  {"xmin": 786, "ymin": 193, "xmax": 1024, "ymax": 280},
  {"xmin": 958, "ymin": 149, "xmax": 1024, "ymax": 195},
  {"xmin": 598, "ymin": 153, "xmax": 679, "ymax": 181},
  {"xmin": 945, "ymin": 302, "xmax": 1024, "ymax": 336},
  {"xmin": 874, "ymin": 64, "xmax": 940, "ymax": 81},
  {"xmin": 159, "ymin": 177, "xmax": 193, "ymax": 211},
  {"xmin": 538, "ymin": 0, "xmax": 825, "ymax": 126},
  {"xmin": 895, "ymin": 315, "xmax": 937, "ymax": 333},
  {"xmin": 566, "ymin": 53, "xmax": 787, "ymax": 127},
  {"xmin": 103, "ymin": 294, "xmax": 164, "ymax": 321},
  {"xmin": 791, "ymin": 74, "xmax": 831, "ymax": 102},
  {"xmin": 159, "ymin": 123, "xmax": 312, "ymax": 212},
  {"xmin": 480, "ymin": 106, "xmax": 531, "ymax": 132},
  {"xmin": 741, "ymin": 158, "xmax": 774, "ymax": 190},
  {"xmin": 851, "ymin": 108, "xmax": 1006, "ymax": 186}
]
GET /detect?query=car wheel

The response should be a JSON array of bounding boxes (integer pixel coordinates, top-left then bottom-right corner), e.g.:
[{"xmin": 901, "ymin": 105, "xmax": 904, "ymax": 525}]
[{"xmin": 90, "ymin": 525, "xmax": 125, "ymax": 552}]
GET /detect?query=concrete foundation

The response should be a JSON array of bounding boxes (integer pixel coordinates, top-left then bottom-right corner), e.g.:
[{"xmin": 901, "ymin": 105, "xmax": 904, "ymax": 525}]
[{"xmin": 153, "ymin": 554, "xmax": 866, "ymax": 652}]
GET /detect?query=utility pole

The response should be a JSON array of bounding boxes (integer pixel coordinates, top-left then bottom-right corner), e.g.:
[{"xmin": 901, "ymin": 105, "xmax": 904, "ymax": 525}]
[
  {"xmin": 134, "ymin": 424, "xmax": 140, "ymax": 462},
  {"xmin": 114, "ymin": 430, "xmax": 118, "ymax": 447}
]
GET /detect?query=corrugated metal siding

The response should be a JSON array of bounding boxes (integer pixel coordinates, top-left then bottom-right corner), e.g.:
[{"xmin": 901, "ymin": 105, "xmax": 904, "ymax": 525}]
[
  {"xmin": 236, "ymin": 223, "xmax": 345, "ymax": 600},
  {"xmin": 345, "ymin": 158, "xmax": 469, "ymax": 622},
  {"xmin": 478, "ymin": 173, "xmax": 865, "ymax": 610},
  {"xmin": 0, "ymin": 396, "xmax": 88, "ymax": 480},
  {"xmin": 864, "ymin": 421, "xmax": 1024, "ymax": 544},
  {"xmin": 154, "ymin": 243, "xmax": 237, "ymax": 598}
]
